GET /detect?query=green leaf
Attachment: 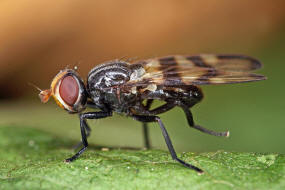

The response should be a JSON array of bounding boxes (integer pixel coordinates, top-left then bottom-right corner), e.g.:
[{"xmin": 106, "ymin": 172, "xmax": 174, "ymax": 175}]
[{"xmin": 0, "ymin": 126, "xmax": 284, "ymax": 190}]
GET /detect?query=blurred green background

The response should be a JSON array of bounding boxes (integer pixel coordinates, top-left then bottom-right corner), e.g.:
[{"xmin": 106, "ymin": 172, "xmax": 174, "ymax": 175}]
[{"xmin": 0, "ymin": 0, "xmax": 284, "ymax": 154}]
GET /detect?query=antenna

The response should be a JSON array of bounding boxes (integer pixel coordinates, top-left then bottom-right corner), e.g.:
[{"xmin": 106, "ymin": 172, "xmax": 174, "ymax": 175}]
[{"xmin": 28, "ymin": 82, "xmax": 43, "ymax": 92}]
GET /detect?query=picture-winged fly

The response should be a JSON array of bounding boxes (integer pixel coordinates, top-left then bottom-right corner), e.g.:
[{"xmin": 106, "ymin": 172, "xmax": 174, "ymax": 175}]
[{"xmin": 38, "ymin": 54, "xmax": 266, "ymax": 173}]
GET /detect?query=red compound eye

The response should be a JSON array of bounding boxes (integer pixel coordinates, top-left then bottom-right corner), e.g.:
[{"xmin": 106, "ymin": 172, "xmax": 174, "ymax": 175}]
[{"xmin": 59, "ymin": 76, "xmax": 79, "ymax": 106}]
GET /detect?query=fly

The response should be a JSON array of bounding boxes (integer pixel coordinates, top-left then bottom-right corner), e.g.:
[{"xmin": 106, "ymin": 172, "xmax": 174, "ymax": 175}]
[{"xmin": 38, "ymin": 54, "xmax": 266, "ymax": 173}]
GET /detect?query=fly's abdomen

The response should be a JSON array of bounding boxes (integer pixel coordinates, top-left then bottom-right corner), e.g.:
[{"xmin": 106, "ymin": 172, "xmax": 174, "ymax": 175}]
[
  {"xmin": 141, "ymin": 85, "xmax": 203, "ymax": 108},
  {"xmin": 170, "ymin": 85, "xmax": 203, "ymax": 107}
]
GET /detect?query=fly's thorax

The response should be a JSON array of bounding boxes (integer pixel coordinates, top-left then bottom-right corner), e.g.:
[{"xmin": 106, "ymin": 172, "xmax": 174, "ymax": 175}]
[
  {"xmin": 87, "ymin": 61, "xmax": 131, "ymax": 90},
  {"xmin": 87, "ymin": 61, "xmax": 141, "ymax": 112}
]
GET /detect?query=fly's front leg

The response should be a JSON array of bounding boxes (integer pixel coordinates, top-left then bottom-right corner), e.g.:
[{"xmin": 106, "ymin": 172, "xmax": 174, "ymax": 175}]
[
  {"xmin": 65, "ymin": 111, "xmax": 112, "ymax": 162},
  {"xmin": 180, "ymin": 105, "xmax": 229, "ymax": 137},
  {"xmin": 73, "ymin": 101, "xmax": 111, "ymax": 150},
  {"xmin": 133, "ymin": 114, "xmax": 203, "ymax": 173},
  {"xmin": 73, "ymin": 114, "xmax": 91, "ymax": 150}
]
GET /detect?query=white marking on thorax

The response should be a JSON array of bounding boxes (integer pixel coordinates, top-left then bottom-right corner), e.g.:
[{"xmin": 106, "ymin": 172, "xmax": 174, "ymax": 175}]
[
  {"xmin": 131, "ymin": 86, "xmax": 137, "ymax": 94},
  {"xmin": 130, "ymin": 67, "xmax": 146, "ymax": 81},
  {"xmin": 146, "ymin": 84, "xmax": 157, "ymax": 92}
]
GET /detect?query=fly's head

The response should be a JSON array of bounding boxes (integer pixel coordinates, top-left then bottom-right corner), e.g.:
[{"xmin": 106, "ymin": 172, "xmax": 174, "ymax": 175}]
[{"xmin": 39, "ymin": 69, "xmax": 87, "ymax": 113}]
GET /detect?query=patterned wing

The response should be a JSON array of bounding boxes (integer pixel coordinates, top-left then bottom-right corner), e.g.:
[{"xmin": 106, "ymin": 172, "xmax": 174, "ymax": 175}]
[{"xmin": 126, "ymin": 54, "xmax": 266, "ymax": 87}]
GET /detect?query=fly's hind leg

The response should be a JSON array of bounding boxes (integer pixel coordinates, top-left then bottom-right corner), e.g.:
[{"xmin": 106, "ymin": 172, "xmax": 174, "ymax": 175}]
[
  {"xmin": 133, "ymin": 114, "xmax": 203, "ymax": 173},
  {"xmin": 180, "ymin": 104, "xmax": 229, "ymax": 137}
]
